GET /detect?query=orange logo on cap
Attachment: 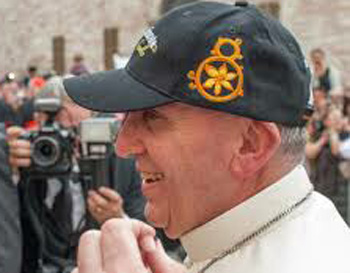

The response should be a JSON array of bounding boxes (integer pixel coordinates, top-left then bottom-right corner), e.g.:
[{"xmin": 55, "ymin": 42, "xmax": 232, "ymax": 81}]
[{"xmin": 187, "ymin": 37, "xmax": 244, "ymax": 103}]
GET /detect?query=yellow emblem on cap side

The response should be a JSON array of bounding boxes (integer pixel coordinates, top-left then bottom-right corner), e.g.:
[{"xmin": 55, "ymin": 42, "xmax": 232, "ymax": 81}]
[{"xmin": 187, "ymin": 37, "xmax": 244, "ymax": 103}]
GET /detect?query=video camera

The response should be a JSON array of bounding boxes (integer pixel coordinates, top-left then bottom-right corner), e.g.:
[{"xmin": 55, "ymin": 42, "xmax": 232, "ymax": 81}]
[{"xmin": 20, "ymin": 97, "xmax": 75, "ymax": 178}]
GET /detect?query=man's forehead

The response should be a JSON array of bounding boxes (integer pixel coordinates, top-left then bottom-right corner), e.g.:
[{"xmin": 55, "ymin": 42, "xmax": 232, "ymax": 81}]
[
  {"xmin": 142, "ymin": 102, "xmax": 219, "ymax": 117},
  {"xmin": 151, "ymin": 102, "xmax": 241, "ymax": 124}
]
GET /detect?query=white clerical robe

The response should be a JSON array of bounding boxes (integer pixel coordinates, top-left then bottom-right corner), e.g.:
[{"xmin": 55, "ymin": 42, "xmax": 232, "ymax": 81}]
[{"xmin": 181, "ymin": 165, "xmax": 350, "ymax": 273}]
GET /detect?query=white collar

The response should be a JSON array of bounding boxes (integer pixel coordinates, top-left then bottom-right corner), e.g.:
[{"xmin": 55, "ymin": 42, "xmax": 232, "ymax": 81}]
[{"xmin": 180, "ymin": 165, "xmax": 313, "ymax": 262}]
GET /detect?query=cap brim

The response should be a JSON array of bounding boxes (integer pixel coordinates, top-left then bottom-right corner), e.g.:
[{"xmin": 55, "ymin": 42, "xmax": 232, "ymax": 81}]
[{"xmin": 63, "ymin": 69, "xmax": 174, "ymax": 113}]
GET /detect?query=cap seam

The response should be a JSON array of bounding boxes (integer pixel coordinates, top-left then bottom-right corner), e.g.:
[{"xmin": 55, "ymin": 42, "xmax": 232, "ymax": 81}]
[
  {"xmin": 188, "ymin": 4, "xmax": 251, "ymax": 56},
  {"xmin": 244, "ymin": 7, "xmax": 309, "ymax": 124}
]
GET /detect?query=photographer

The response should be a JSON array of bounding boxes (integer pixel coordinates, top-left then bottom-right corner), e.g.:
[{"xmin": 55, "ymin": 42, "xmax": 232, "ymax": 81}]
[{"xmin": 7, "ymin": 77, "xmax": 146, "ymax": 273}]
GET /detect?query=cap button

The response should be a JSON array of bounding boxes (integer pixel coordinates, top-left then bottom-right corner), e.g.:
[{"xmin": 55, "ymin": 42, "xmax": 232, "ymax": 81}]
[{"xmin": 235, "ymin": 1, "xmax": 249, "ymax": 7}]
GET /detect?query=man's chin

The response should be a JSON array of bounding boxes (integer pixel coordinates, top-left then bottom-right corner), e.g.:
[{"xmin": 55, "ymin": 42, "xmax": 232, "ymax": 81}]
[
  {"xmin": 144, "ymin": 207, "xmax": 166, "ymax": 228},
  {"xmin": 145, "ymin": 214, "xmax": 181, "ymax": 239},
  {"xmin": 163, "ymin": 227, "xmax": 180, "ymax": 240}
]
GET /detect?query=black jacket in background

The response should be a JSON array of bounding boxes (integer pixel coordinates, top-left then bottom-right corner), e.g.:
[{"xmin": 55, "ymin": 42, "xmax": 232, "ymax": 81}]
[{"xmin": 19, "ymin": 156, "xmax": 146, "ymax": 273}]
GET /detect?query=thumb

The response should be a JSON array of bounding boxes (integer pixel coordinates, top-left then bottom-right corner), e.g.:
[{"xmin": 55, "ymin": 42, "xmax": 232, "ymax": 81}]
[
  {"xmin": 6, "ymin": 126, "xmax": 26, "ymax": 141},
  {"xmin": 143, "ymin": 239, "xmax": 186, "ymax": 273}
]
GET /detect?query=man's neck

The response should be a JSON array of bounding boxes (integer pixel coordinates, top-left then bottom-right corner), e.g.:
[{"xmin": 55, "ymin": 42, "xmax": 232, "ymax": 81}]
[{"xmin": 252, "ymin": 158, "xmax": 299, "ymax": 195}]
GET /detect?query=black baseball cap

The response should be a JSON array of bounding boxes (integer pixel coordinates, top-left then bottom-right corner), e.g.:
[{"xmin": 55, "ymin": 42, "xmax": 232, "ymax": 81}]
[{"xmin": 63, "ymin": 1, "xmax": 313, "ymax": 126}]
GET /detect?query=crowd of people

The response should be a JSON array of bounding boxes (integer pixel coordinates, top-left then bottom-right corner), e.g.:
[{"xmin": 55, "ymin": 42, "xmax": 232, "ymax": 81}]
[
  {"xmin": 0, "ymin": 2, "xmax": 349, "ymax": 273},
  {"xmin": 0, "ymin": 53, "xmax": 90, "ymax": 129},
  {"xmin": 306, "ymin": 48, "xmax": 350, "ymax": 224}
]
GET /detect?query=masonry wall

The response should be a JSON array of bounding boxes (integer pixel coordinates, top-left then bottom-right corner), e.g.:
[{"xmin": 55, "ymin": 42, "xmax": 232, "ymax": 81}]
[
  {"xmin": 0, "ymin": 0, "xmax": 161, "ymax": 76},
  {"xmin": 281, "ymin": 0, "xmax": 350, "ymax": 87},
  {"xmin": 0, "ymin": 0, "xmax": 349, "ymax": 86}
]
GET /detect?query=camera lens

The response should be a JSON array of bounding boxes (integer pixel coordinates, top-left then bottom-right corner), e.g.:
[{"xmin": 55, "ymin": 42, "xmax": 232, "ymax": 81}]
[{"xmin": 32, "ymin": 136, "xmax": 61, "ymax": 167}]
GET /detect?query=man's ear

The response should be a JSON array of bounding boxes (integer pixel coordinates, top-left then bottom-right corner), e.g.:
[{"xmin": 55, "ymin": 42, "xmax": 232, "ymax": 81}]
[{"xmin": 230, "ymin": 121, "xmax": 281, "ymax": 180}]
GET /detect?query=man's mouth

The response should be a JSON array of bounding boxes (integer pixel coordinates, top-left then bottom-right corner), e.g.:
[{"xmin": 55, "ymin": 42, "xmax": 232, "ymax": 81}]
[{"xmin": 140, "ymin": 172, "xmax": 165, "ymax": 184}]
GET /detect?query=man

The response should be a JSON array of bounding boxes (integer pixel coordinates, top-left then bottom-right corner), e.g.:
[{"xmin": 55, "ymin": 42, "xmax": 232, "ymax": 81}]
[
  {"xmin": 22, "ymin": 65, "xmax": 39, "ymax": 88},
  {"xmin": 310, "ymin": 48, "xmax": 343, "ymax": 96},
  {"xmin": 0, "ymin": 74, "xmax": 34, "ymax": 127},
  {"xmin": 64, "ymin": 2, "xmax": 350, "ymax": 273},
  {"xmin": 7, "ymin": 77, "xmax": 146, "ymax": 273},
  {"xmin": 69, "ymin": 54, "xmax": 90, "ymax": 76},
  {"xmin": 0, "ymin": 122, "xmax": 22, "ymax": 273}
]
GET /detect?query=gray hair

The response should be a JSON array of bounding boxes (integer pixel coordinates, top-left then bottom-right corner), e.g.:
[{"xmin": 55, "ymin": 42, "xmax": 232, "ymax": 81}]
[{"xmin": 276, "ymin": 125, "xmax": 306, "ymax": 164}]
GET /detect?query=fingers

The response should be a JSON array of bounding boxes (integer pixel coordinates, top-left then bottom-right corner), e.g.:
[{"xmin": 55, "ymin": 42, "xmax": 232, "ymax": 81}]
[
  {"xmin": 8, "ymin": 140, "xmax": 31, "ymax": 167},
  {"xmin": 6, "ymin": 126, "xmax": 26, "ymax": 141},
  {"xmin": 88, "ymin": 188, "xmax": 123, "ymax": 212},
  {"xmin": 9, "ymin": 140, "xmax": 31, "ymax": 156},
  {"xmin": 77, "ymin": 230, "xmax": 103, "ymax": 273},
  {"xmin": 143, "ymin": 239, "xmax": 186, "ymax": 273},
  {"xmin": 98, "ymin": 187, "xmax": 123, "ymax": 204},
  {"xmin": 100, "ymin": 219, "xmax": 155, "ymax": 273},
  {"xmin": 88, "ymin": 189, "xmax": 125, "ymax": 224},
  {"xmin": 7, "ymin": 127, "xmax": 31, "ymax": 168},
  {"xmin": 76, "ymin": 219, "xmax": 158, "ymax": 273},
  {"xmin": 9, "ymin": 156, "xmax": 31, "ymax": 168},
  {"xmin": 87, "ymin": 197, "xmax": 101, "ymax": 221},
  {"xmin": 88, "ymin": 190, "xmax": 109, "ymax": 208}
]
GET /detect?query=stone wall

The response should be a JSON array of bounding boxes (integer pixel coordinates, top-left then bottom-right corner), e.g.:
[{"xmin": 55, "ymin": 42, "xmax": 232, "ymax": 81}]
[{"xmin": 0, "ymin": 0, "xmax": 161, "ymax": 76}]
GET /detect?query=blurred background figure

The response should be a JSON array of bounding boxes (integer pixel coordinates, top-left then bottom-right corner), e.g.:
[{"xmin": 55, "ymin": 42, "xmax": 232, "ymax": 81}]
[
  {"xmin": 22, "ymin": 65, "xmax": 39, "ymax": 88},
  {"xmin": 310, "ymin": 48, "xmax": 343, "ymax": 97},
  {"xmin": 69, "ymin": 54, "xmax": 90, "ymax": 76},
  {"xmin": 0, "ymin": 72, "xmax": 34, "ymax": 127}
]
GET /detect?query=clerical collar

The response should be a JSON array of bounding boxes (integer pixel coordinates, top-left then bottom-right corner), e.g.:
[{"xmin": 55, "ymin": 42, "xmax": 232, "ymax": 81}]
[{"xmin": 180, "ymin": 165, "xmax": 313, "ymax": 262}]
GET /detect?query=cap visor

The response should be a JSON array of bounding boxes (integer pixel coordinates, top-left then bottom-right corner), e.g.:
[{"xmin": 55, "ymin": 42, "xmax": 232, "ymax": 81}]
[{"xmin": 63, "ymin": 69, "xmax": 174, "ymax": 113}]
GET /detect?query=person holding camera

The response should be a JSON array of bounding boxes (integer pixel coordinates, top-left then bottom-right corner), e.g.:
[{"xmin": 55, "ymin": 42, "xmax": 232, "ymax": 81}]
[{"xmin": 7, "ymin": 77, "xmax": 146, "ymax": 273}]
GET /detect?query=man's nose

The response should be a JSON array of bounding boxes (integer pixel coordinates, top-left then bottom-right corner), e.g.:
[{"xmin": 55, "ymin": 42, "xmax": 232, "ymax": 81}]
[{"xmin": 115, "ymin": 116, "xmax": 145, "ymax": 158}]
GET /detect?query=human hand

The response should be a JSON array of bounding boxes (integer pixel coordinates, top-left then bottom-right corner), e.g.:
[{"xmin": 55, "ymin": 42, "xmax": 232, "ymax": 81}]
[
  {"xmin": 7, "ymin": 126, "xmax": 31, "ymax": 168},
  {"xmin": 73, "ymin": 219, "xmax": 186, "ymax": 273},
  {"xmin": 88, "ymin": 187, "xmax": 125, "ymax": 224},
  {"xmin": 318, "ymin": 132, "xmax": 329, "ymax": 146}
]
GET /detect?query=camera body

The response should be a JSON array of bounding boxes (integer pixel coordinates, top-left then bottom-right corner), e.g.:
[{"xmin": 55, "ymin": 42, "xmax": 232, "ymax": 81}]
[{"xmin": 20, "ymin": 97, "xmax": 75, "ymax": 178}]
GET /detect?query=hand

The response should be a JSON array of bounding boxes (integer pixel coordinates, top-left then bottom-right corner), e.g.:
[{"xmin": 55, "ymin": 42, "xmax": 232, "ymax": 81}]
[
  {"xmin": 88, "ymin": 187, "xmax": 124, "ymax": 224},
  {"xmin": 318, "ymin": 132, "xmax": 329, "ymax": 146},
  {"xmin": 73, "ymin": 219, "xmax": 186, "ymax": 273},
  {"xmin": 7, "ymin": 126, "xmax": 31, "ymax": 168}
]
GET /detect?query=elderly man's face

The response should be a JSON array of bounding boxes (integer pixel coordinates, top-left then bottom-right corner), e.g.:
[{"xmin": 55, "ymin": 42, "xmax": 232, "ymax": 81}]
[{"xmin": 116, "ymin": 103, "xmax": 247, "ymax": 238}]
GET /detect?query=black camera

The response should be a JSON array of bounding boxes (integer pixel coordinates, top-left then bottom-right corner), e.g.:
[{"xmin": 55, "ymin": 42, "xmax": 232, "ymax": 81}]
[{"xmin": 20, "ymin": 97, "xmax": 75, "ymax": 178}]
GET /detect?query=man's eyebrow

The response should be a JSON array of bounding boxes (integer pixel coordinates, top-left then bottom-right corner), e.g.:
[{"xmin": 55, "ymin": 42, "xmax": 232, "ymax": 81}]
[{"xmin": 146, "ymin": 108, "xmax": 170, "ymax": 120}]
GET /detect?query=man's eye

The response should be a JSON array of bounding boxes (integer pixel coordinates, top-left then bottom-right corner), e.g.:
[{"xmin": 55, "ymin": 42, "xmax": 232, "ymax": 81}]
[{"xmin": 142, "ymin": 110, "xmax": 161, "ymax": 121}]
